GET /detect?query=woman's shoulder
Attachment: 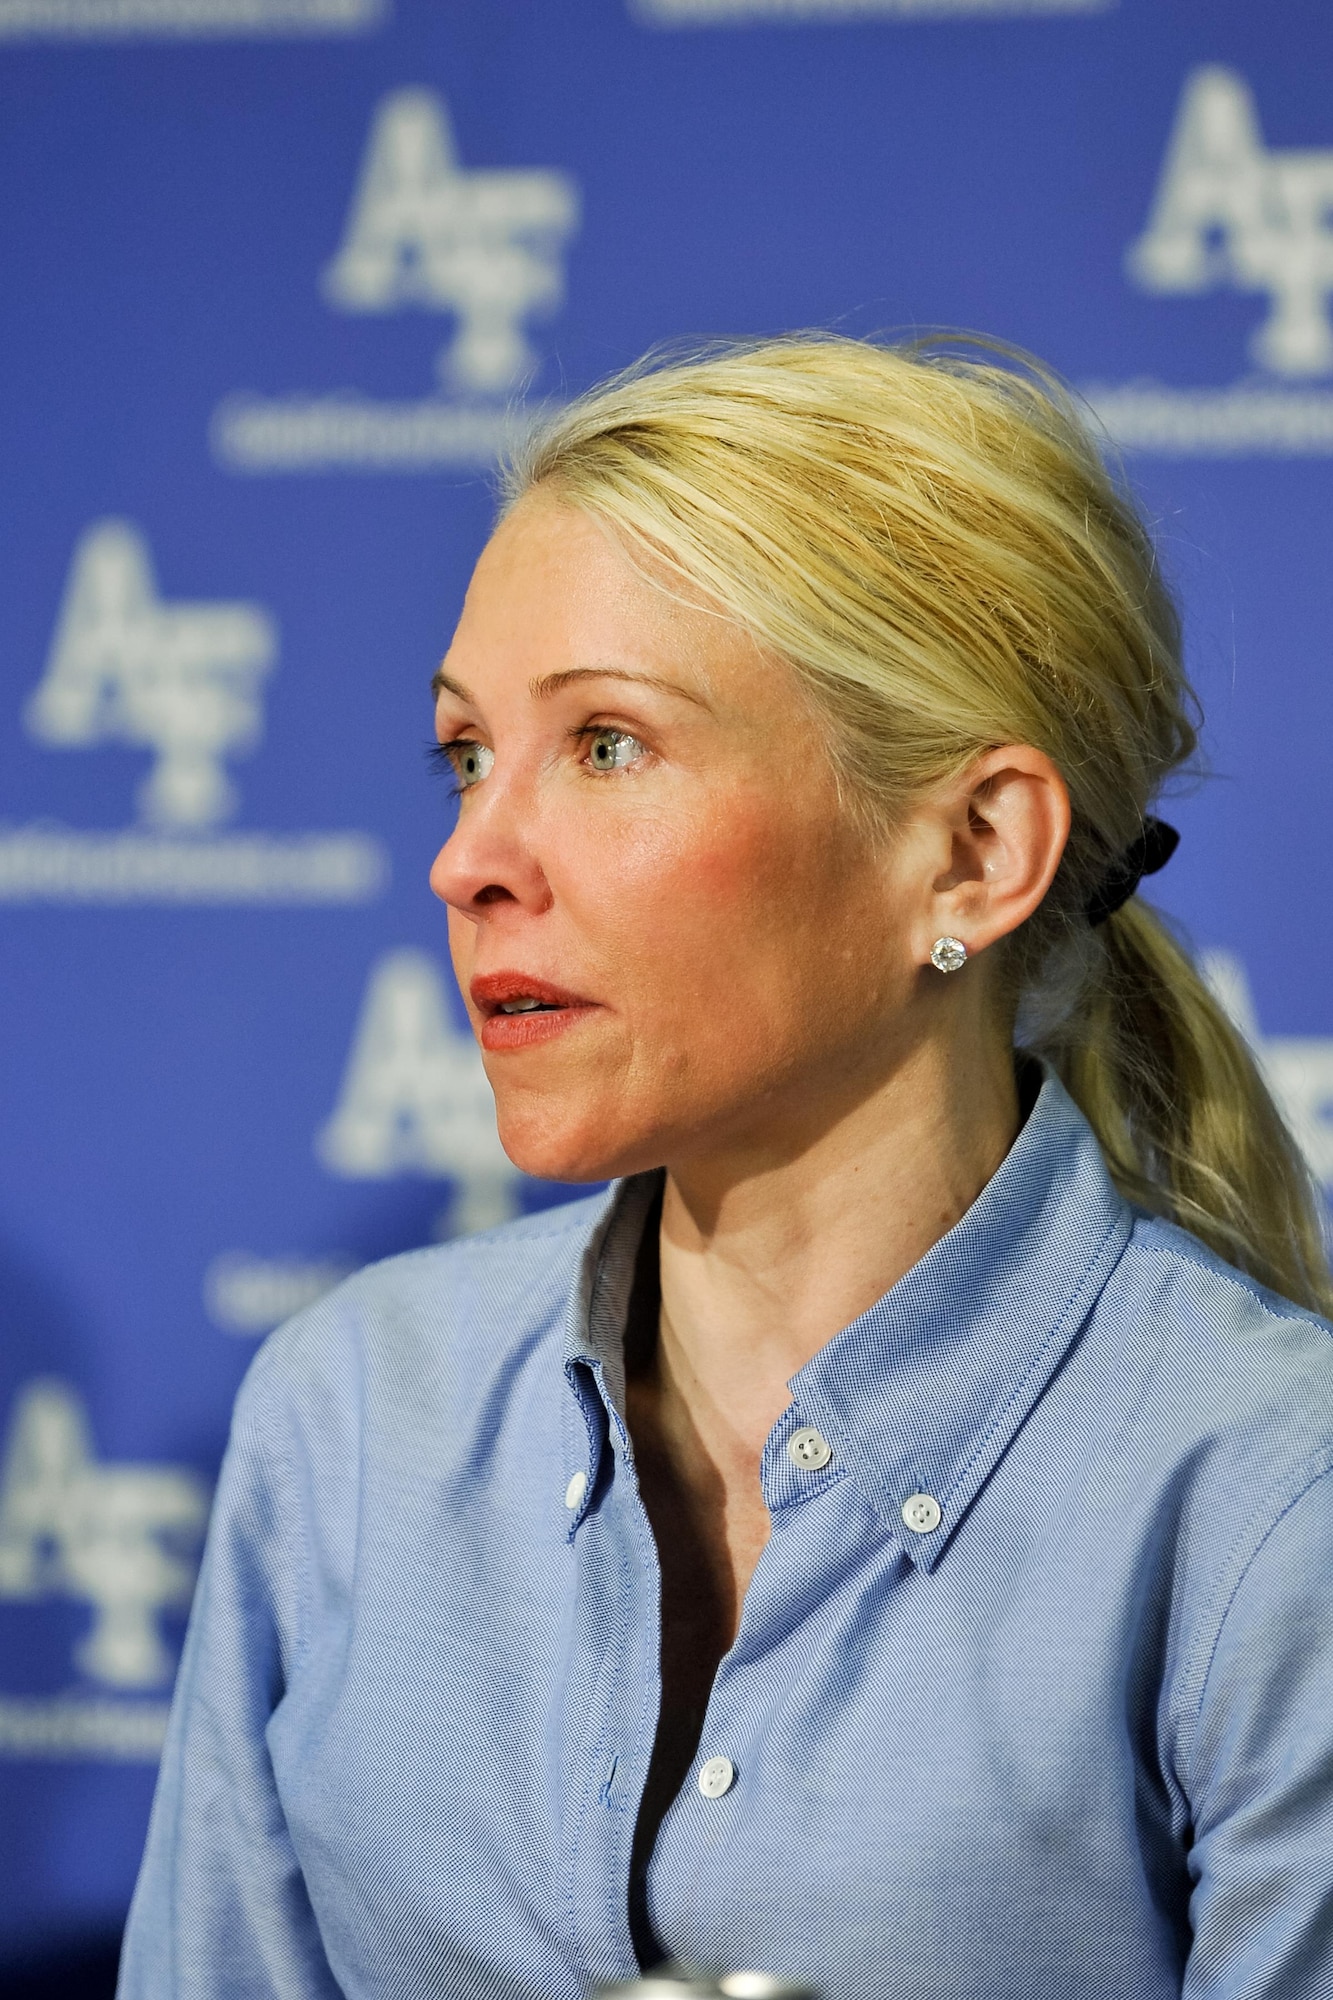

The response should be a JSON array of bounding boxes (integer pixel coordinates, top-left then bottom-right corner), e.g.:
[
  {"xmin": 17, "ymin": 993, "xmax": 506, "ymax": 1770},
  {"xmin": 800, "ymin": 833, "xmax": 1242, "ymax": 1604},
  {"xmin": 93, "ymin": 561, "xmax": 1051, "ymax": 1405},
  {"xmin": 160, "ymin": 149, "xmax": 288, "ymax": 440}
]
[
  {"xmin": 1121, "ymin": 1207, "xmax": 1333, "ymax": 1347},
  {"xmin": 1105, "ymin": 1207, "xmax": 1333, "ymax": 1471},
  {"xmin": 233, "ymin": 1189, "xmax": 612, "ymax": 1446},
  {"xmin": 335, "ymin": 1188, "xmax": 611, "ymax": 1330},
  {"xmin": 1099, "ymin": 1215, "xmax": 1333, "ymax": 1751}
]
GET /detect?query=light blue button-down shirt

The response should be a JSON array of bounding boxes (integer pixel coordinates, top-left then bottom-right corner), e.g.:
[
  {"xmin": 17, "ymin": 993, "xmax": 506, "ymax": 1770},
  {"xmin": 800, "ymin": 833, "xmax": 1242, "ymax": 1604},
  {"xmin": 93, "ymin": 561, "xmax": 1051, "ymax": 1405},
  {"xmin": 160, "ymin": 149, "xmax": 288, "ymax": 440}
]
[{"xmin": 119, "ymin": 1074, "xmax": 1333, "ymax": 2000}]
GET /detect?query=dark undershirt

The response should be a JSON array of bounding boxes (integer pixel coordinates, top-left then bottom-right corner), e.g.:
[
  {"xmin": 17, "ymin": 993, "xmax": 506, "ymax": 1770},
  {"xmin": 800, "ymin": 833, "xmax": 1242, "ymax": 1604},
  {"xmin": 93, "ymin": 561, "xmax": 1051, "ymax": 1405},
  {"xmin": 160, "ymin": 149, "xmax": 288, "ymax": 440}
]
[{"xmin": 622, "ymin": 1184, "xmax": 693, "ymax": 1972}]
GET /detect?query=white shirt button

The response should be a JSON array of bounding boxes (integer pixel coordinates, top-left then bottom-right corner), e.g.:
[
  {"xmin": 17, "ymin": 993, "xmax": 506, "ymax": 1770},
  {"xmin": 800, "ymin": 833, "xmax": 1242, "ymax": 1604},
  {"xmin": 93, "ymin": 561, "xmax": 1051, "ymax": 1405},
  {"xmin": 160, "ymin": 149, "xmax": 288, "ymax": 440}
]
[
  {"xmin": 901, "ymin": 1492, "xmax": 942, "ymax": 1535},
  {"xmin": 698, "ymin": 1754, "xmax": 736, "ymax": 1798},
  {"xmin": 564, "ymin": 1470, "xmax": 587, "ymax": 1511},
  {"xmin": 787, "ymin": 1426, "xmax": 833, "ymax": 1471}
]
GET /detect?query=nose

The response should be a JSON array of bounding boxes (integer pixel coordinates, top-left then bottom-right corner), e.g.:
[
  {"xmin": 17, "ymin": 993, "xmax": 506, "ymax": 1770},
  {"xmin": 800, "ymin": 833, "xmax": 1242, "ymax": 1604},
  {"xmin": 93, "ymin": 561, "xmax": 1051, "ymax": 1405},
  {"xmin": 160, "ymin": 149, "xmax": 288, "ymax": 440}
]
[{"xmin": 429, "ymin": 770, "xmax": 552, "ymax": 918}]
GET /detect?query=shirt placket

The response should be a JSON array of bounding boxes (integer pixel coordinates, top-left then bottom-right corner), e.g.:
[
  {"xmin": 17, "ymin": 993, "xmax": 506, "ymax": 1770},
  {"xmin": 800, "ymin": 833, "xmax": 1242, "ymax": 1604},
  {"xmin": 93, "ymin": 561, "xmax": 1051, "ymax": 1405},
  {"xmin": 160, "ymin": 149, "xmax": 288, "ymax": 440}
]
[
  {"xmin": 636, "ymin": 1403, "xmax": 862, "ymax": 1955},
  {"xmin": 561, "ymin": 1358, "xmax": 663, "ymax": 1984}
]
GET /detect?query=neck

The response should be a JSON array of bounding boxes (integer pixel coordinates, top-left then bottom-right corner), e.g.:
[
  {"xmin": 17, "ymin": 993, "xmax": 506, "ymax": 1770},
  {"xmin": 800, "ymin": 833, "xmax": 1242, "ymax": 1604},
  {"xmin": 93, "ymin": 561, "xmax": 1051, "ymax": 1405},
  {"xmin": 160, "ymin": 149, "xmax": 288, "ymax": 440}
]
[{"xmin": 652, "ymin": 1028, "xmax": 1022, "ymax": 1452}]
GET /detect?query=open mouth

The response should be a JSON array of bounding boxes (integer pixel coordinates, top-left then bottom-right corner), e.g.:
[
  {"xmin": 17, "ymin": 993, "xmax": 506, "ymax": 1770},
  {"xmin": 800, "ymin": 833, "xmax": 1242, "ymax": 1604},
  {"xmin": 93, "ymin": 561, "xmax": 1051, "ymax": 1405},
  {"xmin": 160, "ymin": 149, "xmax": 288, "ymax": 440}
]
[
  {"xmin": 472, "ymin": 972, "xmax": 587, "ymax": 1014},
  {"xmin": 470, "ymin": 973, "xmax": 596, "ymax": 1045}
]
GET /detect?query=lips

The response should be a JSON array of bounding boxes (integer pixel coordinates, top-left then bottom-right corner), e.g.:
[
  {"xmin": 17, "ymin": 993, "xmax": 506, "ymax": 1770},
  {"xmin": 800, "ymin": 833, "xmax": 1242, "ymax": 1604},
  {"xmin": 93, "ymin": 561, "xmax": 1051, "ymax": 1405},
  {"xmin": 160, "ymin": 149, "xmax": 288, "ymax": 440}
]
[{"xmin": 470, "ymin": 971, "xmax": 600, "ymax": 1052}]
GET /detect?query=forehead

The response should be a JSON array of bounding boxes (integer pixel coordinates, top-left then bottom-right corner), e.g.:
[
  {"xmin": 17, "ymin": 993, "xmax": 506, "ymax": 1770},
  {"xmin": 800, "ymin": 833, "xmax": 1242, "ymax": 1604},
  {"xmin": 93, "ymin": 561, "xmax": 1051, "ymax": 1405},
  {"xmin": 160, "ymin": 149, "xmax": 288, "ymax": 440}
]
[{"xmin": 442, "ymin": 489, "xmax": 756, "ymax": 701}]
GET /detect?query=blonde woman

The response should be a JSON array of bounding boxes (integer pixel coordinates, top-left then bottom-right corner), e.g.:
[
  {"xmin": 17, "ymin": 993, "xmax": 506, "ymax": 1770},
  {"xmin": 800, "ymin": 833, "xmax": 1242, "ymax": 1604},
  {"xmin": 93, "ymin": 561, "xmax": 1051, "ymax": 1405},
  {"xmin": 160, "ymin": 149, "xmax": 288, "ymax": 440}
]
[{"xmin": 121, "ymin": 337, "xmax": 1333, "ymax": 2000}]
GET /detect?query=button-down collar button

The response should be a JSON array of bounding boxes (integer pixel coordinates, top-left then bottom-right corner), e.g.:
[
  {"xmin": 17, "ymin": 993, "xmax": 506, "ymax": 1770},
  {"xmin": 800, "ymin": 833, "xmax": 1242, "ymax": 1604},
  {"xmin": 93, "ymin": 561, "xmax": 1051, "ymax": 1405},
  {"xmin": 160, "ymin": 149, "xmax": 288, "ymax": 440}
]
[
  {"xmin": 698, "ymin": 1754, "xmax": 736, "ymax": 1798},
  {"xmin": 901, "ymin": 1492, "xmax": 942, "ymax": 1535},
  {"xmin": 787, "ymin": 1426, "xmax": 833, "ymax": 1471},
  {"xmin": 564, "ymin": 1470, "xmax": 587, "ymax": 1511}
]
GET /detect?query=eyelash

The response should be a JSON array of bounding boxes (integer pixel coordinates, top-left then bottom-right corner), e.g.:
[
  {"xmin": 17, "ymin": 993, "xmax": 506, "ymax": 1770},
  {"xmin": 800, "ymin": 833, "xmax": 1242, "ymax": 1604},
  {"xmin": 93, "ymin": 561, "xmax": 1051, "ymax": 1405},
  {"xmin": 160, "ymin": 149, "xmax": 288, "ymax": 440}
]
[
  {"xmin": 427, "ymin": 740, "xmax": 465, "ymax": 798},
  {"xmin": 428, "ymin": 727, "xmax": 645, "ymax": 796}
]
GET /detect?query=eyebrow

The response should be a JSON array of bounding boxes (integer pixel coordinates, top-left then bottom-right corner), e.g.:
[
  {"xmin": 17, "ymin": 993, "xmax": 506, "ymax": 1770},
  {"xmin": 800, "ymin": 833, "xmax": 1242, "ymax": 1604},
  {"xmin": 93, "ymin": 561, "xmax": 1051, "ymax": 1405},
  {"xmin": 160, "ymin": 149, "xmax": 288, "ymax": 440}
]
[
  {"xmin": 431, "ymin": 666, "xmax": 472, "ymax": 700},
  {"xmin": 430, "ymin": 663, "xmax": 709, "ymax": 709}
]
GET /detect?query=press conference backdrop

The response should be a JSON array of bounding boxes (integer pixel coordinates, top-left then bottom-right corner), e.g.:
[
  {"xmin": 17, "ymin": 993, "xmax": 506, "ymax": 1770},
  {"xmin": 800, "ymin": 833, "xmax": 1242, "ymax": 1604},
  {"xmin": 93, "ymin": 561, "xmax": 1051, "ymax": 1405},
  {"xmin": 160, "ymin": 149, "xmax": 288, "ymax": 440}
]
[{"xmin": 1, "ymin": 0, "xmax": 1332, "ymax": 1976}]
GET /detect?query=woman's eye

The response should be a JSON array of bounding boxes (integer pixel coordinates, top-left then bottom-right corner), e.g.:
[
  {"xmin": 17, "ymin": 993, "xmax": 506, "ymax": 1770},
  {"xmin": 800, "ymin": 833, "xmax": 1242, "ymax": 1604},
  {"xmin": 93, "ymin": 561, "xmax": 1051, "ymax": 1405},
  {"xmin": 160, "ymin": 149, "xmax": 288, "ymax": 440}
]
[
  {"xmin": 448, "ymin": 741, "xmax": 494, "ymax": 789},
  {"xmin": 586, "ymin": 728, "xmax": 644, "ymax": 773}
]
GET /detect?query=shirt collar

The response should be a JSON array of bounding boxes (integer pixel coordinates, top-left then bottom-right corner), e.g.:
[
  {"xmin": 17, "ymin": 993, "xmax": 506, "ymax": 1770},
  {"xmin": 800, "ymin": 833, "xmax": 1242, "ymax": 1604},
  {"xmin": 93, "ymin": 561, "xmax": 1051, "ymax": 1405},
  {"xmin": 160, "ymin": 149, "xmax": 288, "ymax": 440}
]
[
  {"xmin": 790, "ymin": 1071, "xmax": 1132, "ymax": 1570},
  {"xmin": 562, "ymin": 1071, "xmax": 1133, "ymax": 1567},
  {"xmin": 561, "ymin": 1169, "xmax": 661, "ymax": 1530}
]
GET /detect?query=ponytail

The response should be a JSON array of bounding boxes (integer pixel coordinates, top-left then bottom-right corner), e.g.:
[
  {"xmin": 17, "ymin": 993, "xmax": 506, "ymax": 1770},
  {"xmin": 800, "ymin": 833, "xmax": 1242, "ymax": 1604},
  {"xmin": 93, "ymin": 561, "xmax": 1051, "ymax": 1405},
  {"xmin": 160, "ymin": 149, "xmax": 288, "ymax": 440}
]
[
  {"xmin": 511, "ymin": 331, "xmax": 1333, "ymax": 1316},
  {"xmin": 1036, "ymin": 899, "xmax": 1333, "ymax": 1316}
]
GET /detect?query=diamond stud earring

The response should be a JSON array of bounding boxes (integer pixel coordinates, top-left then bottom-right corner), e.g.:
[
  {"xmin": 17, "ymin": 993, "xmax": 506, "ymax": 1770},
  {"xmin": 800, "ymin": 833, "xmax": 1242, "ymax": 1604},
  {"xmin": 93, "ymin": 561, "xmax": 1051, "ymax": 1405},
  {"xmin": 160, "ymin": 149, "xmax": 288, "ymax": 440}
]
[{"xmin": 930, "ymin": 936, "xmax": 968, "ymax": 974}]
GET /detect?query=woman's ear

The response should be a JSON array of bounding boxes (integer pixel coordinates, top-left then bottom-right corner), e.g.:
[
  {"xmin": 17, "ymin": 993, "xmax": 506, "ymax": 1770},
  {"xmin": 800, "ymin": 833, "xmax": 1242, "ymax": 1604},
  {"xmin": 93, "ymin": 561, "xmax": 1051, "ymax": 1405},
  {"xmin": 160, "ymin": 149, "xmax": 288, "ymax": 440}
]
[{"xmin": 915, "ymin": 745, "xmax": 1071, "ymax": 966}]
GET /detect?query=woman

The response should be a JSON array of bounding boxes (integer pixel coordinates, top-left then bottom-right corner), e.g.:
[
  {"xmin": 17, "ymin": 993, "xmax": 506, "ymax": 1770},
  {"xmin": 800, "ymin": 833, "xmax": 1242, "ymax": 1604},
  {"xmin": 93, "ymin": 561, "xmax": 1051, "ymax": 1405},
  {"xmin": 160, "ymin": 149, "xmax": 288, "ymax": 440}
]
[{"xmin": 121, "ymin": 336, "xmax": 1333, "ymax": 2000}]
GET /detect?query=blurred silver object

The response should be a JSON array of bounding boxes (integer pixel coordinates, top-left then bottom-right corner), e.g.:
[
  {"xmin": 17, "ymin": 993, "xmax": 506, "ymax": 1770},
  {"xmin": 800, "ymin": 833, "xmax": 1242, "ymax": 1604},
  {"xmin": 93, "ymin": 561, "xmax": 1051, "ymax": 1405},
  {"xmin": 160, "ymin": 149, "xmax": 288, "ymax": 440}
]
[{"xmin": 596, "ymin": 1974, "xmax": 817, "ymax": 2000}]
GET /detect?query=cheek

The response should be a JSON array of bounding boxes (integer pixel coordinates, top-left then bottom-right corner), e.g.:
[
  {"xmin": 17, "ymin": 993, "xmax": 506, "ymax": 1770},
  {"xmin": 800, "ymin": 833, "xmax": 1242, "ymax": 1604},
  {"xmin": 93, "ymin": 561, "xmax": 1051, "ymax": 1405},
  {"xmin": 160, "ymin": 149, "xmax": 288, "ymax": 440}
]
[
  {"xmin": 584, "ymin": 789, "xmax": 831, "ymax": 1004},
  {"xmin": 610, "ymin": 790, "xmax": 773, "ymax": 914},
  {"xmin": 624, "ymin": 793, "xmax": 907, "ymax": 1060}
]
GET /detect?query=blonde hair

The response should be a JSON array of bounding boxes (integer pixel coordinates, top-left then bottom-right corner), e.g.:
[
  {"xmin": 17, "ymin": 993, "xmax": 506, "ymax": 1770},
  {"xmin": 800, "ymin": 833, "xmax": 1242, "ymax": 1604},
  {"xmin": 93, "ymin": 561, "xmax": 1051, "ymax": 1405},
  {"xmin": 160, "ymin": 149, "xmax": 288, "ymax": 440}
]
[{"xmin": 506, "ymin": 333, "xmax": 1332, "ymax": 1315}]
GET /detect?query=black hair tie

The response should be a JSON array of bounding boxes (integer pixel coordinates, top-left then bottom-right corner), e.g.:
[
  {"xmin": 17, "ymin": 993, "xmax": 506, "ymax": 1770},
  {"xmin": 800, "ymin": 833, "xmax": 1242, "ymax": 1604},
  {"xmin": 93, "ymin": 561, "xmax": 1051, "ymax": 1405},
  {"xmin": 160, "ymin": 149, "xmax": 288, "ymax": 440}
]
[{"xmin": 1085, "ymin": 815, "xmax": 1180, "ymax": 928}]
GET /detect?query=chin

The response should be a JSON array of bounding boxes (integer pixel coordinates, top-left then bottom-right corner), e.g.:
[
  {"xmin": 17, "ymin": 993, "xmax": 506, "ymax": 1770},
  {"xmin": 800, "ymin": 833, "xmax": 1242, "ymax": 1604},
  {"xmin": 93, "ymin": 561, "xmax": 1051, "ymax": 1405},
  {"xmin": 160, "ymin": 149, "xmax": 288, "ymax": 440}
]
[{"xmin": 493, "ymin": 1096, "xmax": 662, "ymax": 1187}]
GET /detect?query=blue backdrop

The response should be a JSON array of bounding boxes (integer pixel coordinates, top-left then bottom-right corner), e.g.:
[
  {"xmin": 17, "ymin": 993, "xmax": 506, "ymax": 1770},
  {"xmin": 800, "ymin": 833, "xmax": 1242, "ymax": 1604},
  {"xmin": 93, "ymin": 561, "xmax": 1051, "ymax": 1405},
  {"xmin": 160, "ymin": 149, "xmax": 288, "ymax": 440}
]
[{"xmin": 3, "ymin": 0, "xmax": 1332, "ymax": 1975}]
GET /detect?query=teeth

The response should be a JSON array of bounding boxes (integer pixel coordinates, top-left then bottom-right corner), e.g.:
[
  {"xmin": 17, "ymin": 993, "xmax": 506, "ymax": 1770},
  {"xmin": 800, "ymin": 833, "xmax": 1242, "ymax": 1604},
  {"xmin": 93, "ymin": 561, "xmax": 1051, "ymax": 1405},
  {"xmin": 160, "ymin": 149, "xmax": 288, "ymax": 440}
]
[{"xmin": 500, "ymin": 998, "xmax": 548, "ymax": 1014}]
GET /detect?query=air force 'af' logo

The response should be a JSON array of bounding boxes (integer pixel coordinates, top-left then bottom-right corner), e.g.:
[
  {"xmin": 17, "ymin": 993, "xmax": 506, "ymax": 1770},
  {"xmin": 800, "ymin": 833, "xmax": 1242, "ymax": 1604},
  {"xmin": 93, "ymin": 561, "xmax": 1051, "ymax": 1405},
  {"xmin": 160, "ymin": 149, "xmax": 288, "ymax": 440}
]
[
  {"xmin": 5, "ymin": 521, "xmax": 386, "ymax": 905},
  {"xmin": 318, "ymin": 949, "xmax": 522, "ymax": 1235},
  {"xmin": 0, "ymin": 1381, "xmax": 209, "ymax": 1691},
  {"xmin": 25, "ymin": 520, "xmax": 276, "ymax": 831},
  {"xmin": 322, "ymin": 88, "xmax": 580, "ymax": 397},
  {"xmin": 1129, "ymin": 67, "xmax": 1333, "ymax": 379},
  {"xmin": 213, "ymin": 87, "xmax": 580, "ymax": 471}
]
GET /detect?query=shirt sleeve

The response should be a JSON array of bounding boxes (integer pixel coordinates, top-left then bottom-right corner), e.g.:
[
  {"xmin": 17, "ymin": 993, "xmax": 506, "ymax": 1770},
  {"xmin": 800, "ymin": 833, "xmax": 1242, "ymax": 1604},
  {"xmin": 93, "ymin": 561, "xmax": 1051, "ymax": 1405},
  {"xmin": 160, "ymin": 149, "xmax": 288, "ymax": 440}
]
[
  {"xmin": 117, "ymin": 1349, "xmax": 344, "ymax": 2000},
  {"xmin": 1182, "ymin": 1462, "xmax": 1333, "ymax": 2000}
]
